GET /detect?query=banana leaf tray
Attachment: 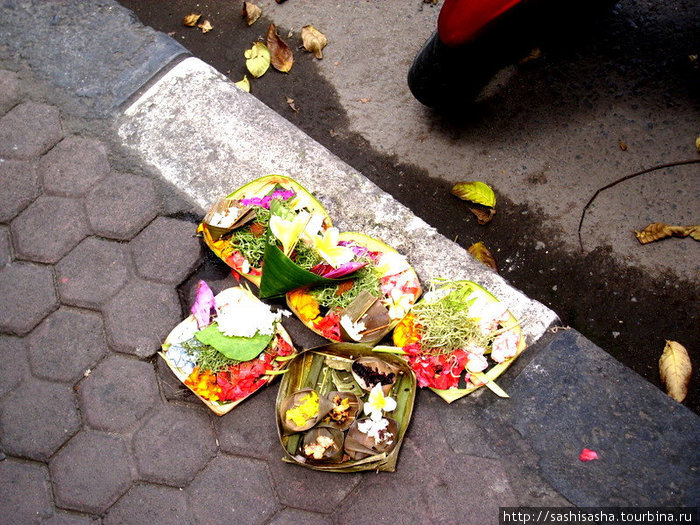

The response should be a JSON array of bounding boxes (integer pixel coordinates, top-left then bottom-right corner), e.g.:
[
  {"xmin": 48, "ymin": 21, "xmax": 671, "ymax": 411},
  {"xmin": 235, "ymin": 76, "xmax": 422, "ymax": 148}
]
[{"xmin": 276, "ymin": 343, "xmax": 416, "ymax": 472}]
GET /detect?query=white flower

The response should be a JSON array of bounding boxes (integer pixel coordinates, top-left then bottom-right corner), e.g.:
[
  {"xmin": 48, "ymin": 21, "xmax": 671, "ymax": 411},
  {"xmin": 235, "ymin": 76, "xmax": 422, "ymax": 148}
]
[
  {"xmin": 383, "ymin": 287, "xmax": 414, "ymax": 320},
  {"xmin": 375, "ymin": 252, "xmax": 410, "ymax": 276},
  {"xmin": 312, "ymin": 227, "xmax": 354, "ymax": 268},
  {"xmin": 491, "ymin": 330, "xmax": 520, "ymax": 363},
  {"xmin": 269, "ymin": 210, "xmax": 311, "ymax": 256},
  {"xmin": 466, "ymin": 352, "xmax": 488, "ymax": 373},
  {"xmin": 357, "ymin": 413, "xmax": 391, "ymax": 446},
  {"xmin": 340, "ymin": 315, "xmax": 365, "ymax": 341},
  {"xmin": 364, "ymin": 383, "xmax": 397, "ymax": 420},
  {"xmin": 215, "ymin": 287, "xmax": 280, "ymax": 338}
]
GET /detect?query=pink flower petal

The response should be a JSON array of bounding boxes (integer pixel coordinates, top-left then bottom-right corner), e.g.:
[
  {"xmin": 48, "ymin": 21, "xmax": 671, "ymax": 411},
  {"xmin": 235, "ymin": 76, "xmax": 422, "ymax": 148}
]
[
  {"xmin": 191, "ymin": 280, "xmax": 216, "ymax": 329},
  {"xmin": 311, "ymin": 261, "xmax": 367, "ymax": 279},
  {"xmin": 579, "ymin": 448, "xmax": 599, "ymax": 462}
]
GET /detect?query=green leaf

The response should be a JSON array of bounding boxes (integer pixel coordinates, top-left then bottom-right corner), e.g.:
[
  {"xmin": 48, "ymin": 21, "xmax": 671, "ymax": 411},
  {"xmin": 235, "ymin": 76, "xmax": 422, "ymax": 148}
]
[
  {"xmin": 259, "ymin": 234, "xmax": 340, "ymax": 298},
  {"xmin": 194, "ymin": 323, "xmax": 273, "ymax": 361},
  {"xmin": 451, "ymin": 181, "xmax": 496, "ymax": 208}
]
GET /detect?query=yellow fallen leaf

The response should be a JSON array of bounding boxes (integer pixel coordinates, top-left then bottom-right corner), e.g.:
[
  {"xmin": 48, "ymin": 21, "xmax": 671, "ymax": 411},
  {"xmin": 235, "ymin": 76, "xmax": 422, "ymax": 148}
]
[
  {"xmin": 301, "ymin": 25, "xmax": 328, "ymax": 59},
  {"xmin": 634, "ymin": 223, "xmax": 700, "ymax": 244},
  {"xmin": 267, "ymin": 24, "xmax": 294, "ymax": 73},
  {"xmin": 244, "ymin": 42, "xmax": 271, "ymax": 78},
  {"xmin": 696, "ymin": 136, "xmax": 700, "ymax": 152},
  {"xmin": 659, "ymin": 340, "xmax": 692, "ymax": 402},
  {"xmin": 451, "ymin": 181, "xmax": 496, "ymax": 208},
  {"xmin": 197, "ymin": 19, "xmax": 213, "ymax": 33},
  {"xmin": 183, "ymin": 13, "xmax": 201, "ymax": 27},
  {"xmin": 519, "ymin": 47, "xmax": 541, "ymax": 64},
  {"xmin": 234, "ymin": 75, "xmax": 251, "ymax": 93},
  {"xmin": 241, "ymin": 2, "xmax": 262, "ymax": 26},
  {"xmin": 468, "ymin": 241, "xmax": 498, "ymax": 272}
]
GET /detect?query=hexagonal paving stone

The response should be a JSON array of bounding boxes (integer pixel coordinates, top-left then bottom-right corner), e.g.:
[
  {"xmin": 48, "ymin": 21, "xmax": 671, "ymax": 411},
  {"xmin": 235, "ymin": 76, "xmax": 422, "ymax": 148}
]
[
  {"xmin": 0, "ymin": 101, "xmax": 63, "ymax": 159},
  {"xmin": 0, "ymin": 159, "xmax": 39, "ymax": 222},
  {"xmin": 0, "ymin": 377, "xmax": 80, "ymax": 461},
  {"xmin": 102, "ymin": 278, "xmax": 181, "ymax": 358},
  {"xmin": 56, "ymin": 236, "xmax": 130, "ymax": 309},
  {"xmin": 104, "ymin": 483, "xmax": 194, "ymax": 525},
  {"xmin": 39, "ymin": 136, "xmax": 110, "ymax": 196},
  {"xmin": 0, "ymin": 225, "xmax": 10, "ymax": 266},
  {"xmin": 130, "ymin": 216, "xmax": 201, "ymax": 284},
  {"xmin": 0, "ymin": 262, "xmax": 58, "ymax": 335},
  {"xmin": 266, "ymin": 453, "xmax": 361, "ymax": 512},
  {"xmin": 85, "ymin": 172, "xmax": 159, "ymax": 240},
  {"xmin": 129, "ymin": 217, "xmax": 202, "ymax": 284},
  {"xmin": 0, "ymin": 458, "xmax": 53, "ymax": 523},
  {"xmin": 0, "ymin": 335, "xmax": 29, "ymax": 398},
  {"xmin": 42, "ymin": 511, "xmax": 97, "ymax": 525},
  {"xmin": 269, "ymin": 508, "xmax": 333, "ymax": 525},
  {"xmin": 186, "ymin": 455, "xmax": 281, "ymax": 525},
  {"xmin": 50, "ymin": 430, "xmax": 135, "ymax": 515},
  {"xmin": 11, "ymin": 195, "xmax": 89, "ymax": 263},
  {"xmin": 0, "ymin": 70, "xmax": 22, "ymax": 115},
  {"xmin": 78, "ymin": 353, "xmax": 161, "ymax": 433},
  {"xmin": 132, "ymin": 404, "xmax": 216, "ymax": 486},
  {"xmin": 28, "ymin": 307, "xmax": 109, "ymax": 383},
  {"xmin": 215, "ymin": 385, "xmax": 279, "ymax": 460}
]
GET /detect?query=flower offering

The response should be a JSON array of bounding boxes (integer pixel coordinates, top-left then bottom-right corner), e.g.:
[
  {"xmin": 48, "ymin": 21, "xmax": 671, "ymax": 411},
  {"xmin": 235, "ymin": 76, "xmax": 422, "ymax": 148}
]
[{"xmin": 160, "ymin": 282, "xmax": 297, "ymax": 415}]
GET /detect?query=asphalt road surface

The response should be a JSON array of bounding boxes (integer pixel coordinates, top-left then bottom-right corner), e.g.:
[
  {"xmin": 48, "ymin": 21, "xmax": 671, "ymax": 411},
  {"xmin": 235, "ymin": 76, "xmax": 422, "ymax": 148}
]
[{"xmin": 117, "ymin": 0, "xmax": 699, "ymax": 412}]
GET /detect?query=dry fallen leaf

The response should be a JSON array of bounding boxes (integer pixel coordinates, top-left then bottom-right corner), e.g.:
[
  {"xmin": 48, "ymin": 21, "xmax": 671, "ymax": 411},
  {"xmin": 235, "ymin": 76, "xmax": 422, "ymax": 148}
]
[
  {"xmin": 519, "ymin": 47, "xmax": 541, "ymax": 64},
  {"xmin": 183, "ymin": 13, "xmax": 201, "ymax": 27},
  {"xmin": 359, "ymin": 98, "xmax": 371, "ymax": 103},
  {"xmin": 234, "ymin": 75, "xmax": 251, "ymax": 93},
  {"xmin": 301, "ymin": 25, "xmax": 328, "ymax": 59},
  {"xmin": 659, "ymin": 340, "xmax": 692, "ymax": 402},
  {"xmin": 468, "ymin": 241, "xmax": 498, "ymax": 272},
  {"xmin": 451, "ymin": 181, "xmax": 497, "ymax": 224},
  {"xmin": 197, "ymin": 19, "xmax": 213, "ymax": 33},
  {"xmin": 696, "ymin": 136, "xmax": 700, "ymax": 151},
  {"xmin": 244, "ymin": 42, "xmax": 271, "ymax": 78},
  {"xmin": 618, "ymin": 140, "xmax": 628, "ymax": 151},
  {"xmin": 634, "ymin": 223, "xmax": 700, "ymax": 244},
  {"xmin": 241, "ymin": 2, "xmax": 262, "ymax": 26},
  {"xmin": 267, "ymin": 23, "xmax": 294, "ymax": 73},
  {"xmin": 286, "ymin": 96, "xmax": 299, "ymax": 112}
]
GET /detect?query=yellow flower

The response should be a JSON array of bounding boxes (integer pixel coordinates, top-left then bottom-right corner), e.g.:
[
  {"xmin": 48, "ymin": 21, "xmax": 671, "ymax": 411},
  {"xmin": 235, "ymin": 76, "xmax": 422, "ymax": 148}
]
[
  {"xmin": 286, "ymin": 391, "xmax": 320, "ymax": 426},
  {"xmin": 185, "ymin": 367, "xmax": 221, "ymax": 402},
  {"xmin": 312, "ymin": 227, "xmax": 354, "ymax": 268},
  {"xmin": 393, "ymin": 313, "xmax": 420, "ymax": 347},
  {"xmin": 270, "ymin": 210, "xmax": 311, "ymax": 256}
]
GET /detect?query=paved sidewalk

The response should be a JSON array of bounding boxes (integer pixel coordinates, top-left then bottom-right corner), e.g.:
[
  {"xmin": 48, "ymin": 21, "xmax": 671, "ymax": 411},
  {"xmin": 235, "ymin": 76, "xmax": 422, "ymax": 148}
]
[{"xmin": 0, "ymin": 2, "xmax": 698, "ymax": 524}]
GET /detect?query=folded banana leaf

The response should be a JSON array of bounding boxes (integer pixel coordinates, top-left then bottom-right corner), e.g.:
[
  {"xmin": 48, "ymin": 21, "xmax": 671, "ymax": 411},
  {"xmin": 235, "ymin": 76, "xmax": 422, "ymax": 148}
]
[
  {"xmin": 286, "ymin": 232, "xmax": 422, "ymax": 345},
  {"xmin": 160, "ymin": 286, "xmax": 297, "ymax": 416},
  {"xmin": 198, "ymin": 175, "xmax": 332, "ymax": 288},
  {"xmin": 387, "ymin": 280, "xmax": 526, "ymax": 403},
  {"xmin": 276, "ymin": 343, "xmax": 416, "ymax": 473}
]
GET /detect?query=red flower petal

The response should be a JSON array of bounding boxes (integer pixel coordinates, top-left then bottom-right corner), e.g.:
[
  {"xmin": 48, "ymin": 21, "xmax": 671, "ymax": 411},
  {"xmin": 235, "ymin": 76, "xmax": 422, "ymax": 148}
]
[{"xmin": 579, "ymin": 448, "xmax": 599, "ymax": 461}]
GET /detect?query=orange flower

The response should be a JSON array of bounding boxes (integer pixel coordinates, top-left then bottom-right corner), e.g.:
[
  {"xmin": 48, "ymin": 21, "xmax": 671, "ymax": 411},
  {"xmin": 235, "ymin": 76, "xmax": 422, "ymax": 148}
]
[
  {"xmin": 288, "ymin": 289, "xmax": 320, "ymax": 323},
  {"xmin": 393, "ymin": 313, "xmax": 420, "ymax": 347},
  {"xmin": 185, "ymin": 367, "xmax": 222, "ymax": 402}
]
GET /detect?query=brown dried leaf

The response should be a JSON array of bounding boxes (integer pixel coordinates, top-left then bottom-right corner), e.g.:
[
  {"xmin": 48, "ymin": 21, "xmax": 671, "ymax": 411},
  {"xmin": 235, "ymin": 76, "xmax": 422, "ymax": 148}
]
[
  {"xmin": 183, "ymin": 13, "xmax": 202, "ymax": 27},
  {"xmin": 266, "ymin": 23, "xmax": 294, "ymax": 73},
  {"xmin": 285, "ymin": 97, "xmax": 299, "ymax": 113},
  {"xmin": 359, "ymin": 98, "xmax": 371, "ymax": 103},
  {"xmin": 635, "ymin": 223, "xmax": 700, "ymax": 244},
  {"xmin": 519, "ymin": 47, "xmax": 541, "ymax": 64},
  {"xmin": 197, "ymin": 19, "xmax": 213, "ymax": 33},
  {"xmin": 241, "ymin": 2, "xmax": 262, "ymax": 26},
  {"xmin": 301, "ymin": 25, "xmax": 328, "ymax": 59},
  {"xmin": 249, "ymin": 222, "xmax": 265, "ymax": 237},
  {"xmin": 336, "ymin": 280, "xmax": 354, "ymax": 296},
  {"xmin": 469, "ymin": 206, "xmax": 496, "ymax": 225},
  {"xmin": 659, "ymin": 340, "xmax": 691, "ymax": 402},
  {"xmin": 468, "ymin": 241, "xmax": 498, "ymax": 272},
  {"xmin": 618, "ymin": 140, "xmax": 628, "ymax": 151}
]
